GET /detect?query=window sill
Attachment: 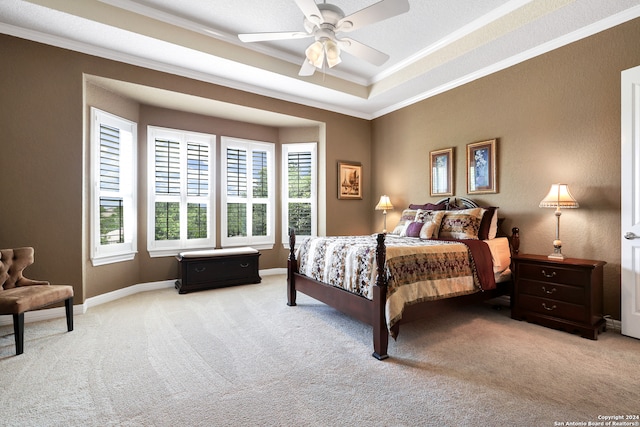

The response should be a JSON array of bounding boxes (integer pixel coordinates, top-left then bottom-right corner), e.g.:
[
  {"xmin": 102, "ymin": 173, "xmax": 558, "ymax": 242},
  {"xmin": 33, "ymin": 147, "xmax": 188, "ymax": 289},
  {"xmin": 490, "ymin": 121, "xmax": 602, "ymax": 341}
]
[{"xmin": 91, "ymin": 251, "xmax": 137, "ymax": 266}]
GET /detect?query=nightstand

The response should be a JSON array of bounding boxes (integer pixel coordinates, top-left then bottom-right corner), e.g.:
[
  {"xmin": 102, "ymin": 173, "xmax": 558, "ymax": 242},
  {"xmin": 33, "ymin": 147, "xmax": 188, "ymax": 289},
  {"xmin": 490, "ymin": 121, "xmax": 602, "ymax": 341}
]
[{"xmin": 511, "ymin": 254, "xmax": 606, "ymax": 339}]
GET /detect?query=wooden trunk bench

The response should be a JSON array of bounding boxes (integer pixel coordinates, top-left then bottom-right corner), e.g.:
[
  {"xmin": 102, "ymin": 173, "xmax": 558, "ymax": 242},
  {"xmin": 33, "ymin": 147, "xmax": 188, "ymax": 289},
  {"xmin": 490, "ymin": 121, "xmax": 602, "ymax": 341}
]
[{"xmin": 176, "ymin": 247, "xmax": 261, "ymax": 294}]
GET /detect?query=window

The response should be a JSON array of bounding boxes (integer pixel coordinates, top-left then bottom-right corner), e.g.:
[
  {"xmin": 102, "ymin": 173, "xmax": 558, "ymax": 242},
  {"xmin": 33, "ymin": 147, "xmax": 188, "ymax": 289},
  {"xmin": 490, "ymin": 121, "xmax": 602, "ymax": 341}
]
[
  {"xmin": 90, "ymin": 108, "xmax": 137, "ymax": 266},
  {"xmin": 282, "ymin": 143, "xmax": 317, "ymax": 244},
  {"xmin": 221, "ymin": 137, "xmax": 275, "ymax": 248},
  {"xmin": 148, "ymin": 126, "xmax": 215, "ymax": 256}
]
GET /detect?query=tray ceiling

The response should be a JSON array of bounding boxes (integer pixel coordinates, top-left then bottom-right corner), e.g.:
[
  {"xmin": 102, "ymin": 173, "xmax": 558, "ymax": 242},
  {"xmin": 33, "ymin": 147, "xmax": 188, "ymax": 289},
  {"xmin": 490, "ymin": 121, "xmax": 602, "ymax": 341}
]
[{"xmin": 2, "ymin": 0, "xmax": 639, "ymax": 120}]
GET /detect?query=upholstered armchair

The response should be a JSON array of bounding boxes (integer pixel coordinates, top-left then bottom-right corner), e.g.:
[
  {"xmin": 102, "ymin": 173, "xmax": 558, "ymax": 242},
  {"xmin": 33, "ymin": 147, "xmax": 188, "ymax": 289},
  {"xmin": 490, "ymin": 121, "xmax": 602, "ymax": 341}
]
[{"xmin": 0, "ymin": 247, "xmax": 73, "ymax": 355}]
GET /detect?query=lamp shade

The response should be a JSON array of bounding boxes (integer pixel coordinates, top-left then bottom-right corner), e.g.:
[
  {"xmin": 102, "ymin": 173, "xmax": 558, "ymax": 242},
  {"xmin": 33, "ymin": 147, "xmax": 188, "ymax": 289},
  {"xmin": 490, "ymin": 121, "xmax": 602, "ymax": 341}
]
[
  {"xmin": 324, "ymin": 39, "xmax": 341, "ymax": 68},
  {"xmin": 375, "ymin": 195, "xmax": 394, "ymax": 211},
  {"xmin": 305, "ymin": 39, "xmax": 342, "ymax": 69},
  {"xmin": 305, "ymin": 41, "xmax": 324, "ymax": 68},
  {"xmin": 539, "ymin": 184, "xmax": 579, "ymax": 209}
]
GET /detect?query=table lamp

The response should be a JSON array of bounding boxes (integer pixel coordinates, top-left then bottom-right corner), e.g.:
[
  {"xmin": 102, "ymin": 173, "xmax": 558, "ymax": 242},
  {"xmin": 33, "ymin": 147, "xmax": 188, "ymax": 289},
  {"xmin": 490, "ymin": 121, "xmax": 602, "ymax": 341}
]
[
  {"xmin": 375, "ymin": 195, "xmax": 394, "ymax": 233},
  {"xmin": 539, "ymin": 183, "xmax": 579, "ymax": 260}
]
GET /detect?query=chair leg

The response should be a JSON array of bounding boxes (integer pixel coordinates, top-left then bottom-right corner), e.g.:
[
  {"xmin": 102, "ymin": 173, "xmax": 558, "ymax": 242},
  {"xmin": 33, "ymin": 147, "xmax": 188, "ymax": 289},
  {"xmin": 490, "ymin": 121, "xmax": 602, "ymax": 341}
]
[
  {"xmin": 13, "ymin": 313, "xmax": 24, "ymax": 355},
  {"xmin": 65, "ymin": 297, "xmax": 74, "ymax": 332}
]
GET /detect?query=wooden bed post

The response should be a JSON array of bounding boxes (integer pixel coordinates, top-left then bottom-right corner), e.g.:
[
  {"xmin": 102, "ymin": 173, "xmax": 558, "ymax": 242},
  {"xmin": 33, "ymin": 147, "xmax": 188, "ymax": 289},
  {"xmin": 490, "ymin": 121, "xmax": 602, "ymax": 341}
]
[
  {"xmin": 372, "ymin": 233, "xmax": 389, "ymax": 360},
  {"xmin": 511, "ymin": 227, "xmax": 520, "ymax": 255},
  {"xmin": 287, "ymin": 228, "xmax": 297, "ymax": 307}
]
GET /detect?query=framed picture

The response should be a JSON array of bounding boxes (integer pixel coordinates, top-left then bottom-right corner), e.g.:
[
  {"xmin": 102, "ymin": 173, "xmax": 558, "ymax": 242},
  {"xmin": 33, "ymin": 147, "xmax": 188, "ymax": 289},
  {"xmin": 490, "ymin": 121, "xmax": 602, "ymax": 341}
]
[
  {"xmin": 338, "ymin": 161, "xmax": 362, "ymax": 199},
  {"xmin": 430, "ymin": 148, "xmax": 454, "ymax": 196},
  {"xmin": 467, "ymin": 139, "xmax": 497, "ymax": 194}
]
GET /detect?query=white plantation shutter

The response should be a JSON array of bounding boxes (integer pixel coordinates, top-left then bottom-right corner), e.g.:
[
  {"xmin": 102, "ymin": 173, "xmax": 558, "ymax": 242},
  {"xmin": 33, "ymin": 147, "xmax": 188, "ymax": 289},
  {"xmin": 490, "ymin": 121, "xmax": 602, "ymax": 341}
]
[
  {"xmin": 187, "ymin": 142, "xmax": 209, "ymax": 239},
  {"xmin": 148, "ymin": 127, "xmax": 215, "ymax": 256},
  {"xmin": 155, "ymin": 139, "xmax": 181, "ymax": 195},
  {"xmin": 221, "ymin": 137, "xmax": 274, "ymax": 248},
  {"xmin": 282, "ymin": 143, "xmax": 317, "ymax": 243},
  {"xmin": 99, "ymin": 124, "xmax": 124, "ymax": 244},
  {"xmin": 90, "ymin": 108, "xmax": 137, "ymax": 266}
]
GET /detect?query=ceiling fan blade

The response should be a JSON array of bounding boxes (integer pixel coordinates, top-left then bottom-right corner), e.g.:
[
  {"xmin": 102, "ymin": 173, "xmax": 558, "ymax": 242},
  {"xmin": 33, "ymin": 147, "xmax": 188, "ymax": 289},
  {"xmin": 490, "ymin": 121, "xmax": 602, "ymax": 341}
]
[
  {"xmin": 339, "ymin": 38, "xmax": 389, "ymax": 66},
  {"xmin": 298, "ymin": 59, "xmax": 316, "ymax": 76},
  {"xmin": 238, "ymin": 31, "xmax": 312, "ymax": 42},
  {"xmin": 337, "ymin": 0, "xmax": 410, "ymax": 33},
  {"xmin": 294, "ymin": 0, "xmax": 323, "ymax": 27}
]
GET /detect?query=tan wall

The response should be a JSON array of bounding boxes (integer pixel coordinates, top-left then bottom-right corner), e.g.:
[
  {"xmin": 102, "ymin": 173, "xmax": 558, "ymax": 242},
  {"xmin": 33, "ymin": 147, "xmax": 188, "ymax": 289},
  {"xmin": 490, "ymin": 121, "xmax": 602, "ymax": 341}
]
[
  {"xmin": 0, "ymin": 40, "xmax": 85, "ymax": 299},
  {"xmin": 372, "ymin": 18, "xmax": 640, "ymax": 319},
  {"xmin": 2, "ymin": 17, "xmax": 639, "ymax": 318},
  {"xmin": 0, "ymin": 35, "xmax": 372, "ymax": 302}
]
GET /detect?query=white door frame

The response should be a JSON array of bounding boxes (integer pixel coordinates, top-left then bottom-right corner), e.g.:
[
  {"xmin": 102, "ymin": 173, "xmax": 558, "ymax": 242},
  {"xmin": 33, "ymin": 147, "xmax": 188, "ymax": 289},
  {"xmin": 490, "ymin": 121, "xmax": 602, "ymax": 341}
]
[{"xmin": 621, "ymin": 64, "xmax": 640, "ymax": 339}]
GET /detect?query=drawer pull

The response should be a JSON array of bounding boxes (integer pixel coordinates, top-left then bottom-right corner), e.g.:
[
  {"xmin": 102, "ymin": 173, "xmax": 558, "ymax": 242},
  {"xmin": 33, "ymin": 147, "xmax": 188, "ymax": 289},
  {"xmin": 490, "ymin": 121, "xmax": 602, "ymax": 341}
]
[
  {"xmin": 542, "ymin": 286, "xmax": 556, "ymax": 295},
  {"xmin": 542, "ymin": 303, "xmax": 557, "ymax": 311},
  {"xmin": 541, "ymin": 269, "xmax": 556, "ymax": 278},
  {"xmin": 195, "ymin": 267, "xmax": 206, "ymax": 273},
  {"xmin": 240, "ymin": 263, "xmax": 249, "ymax": 268}
]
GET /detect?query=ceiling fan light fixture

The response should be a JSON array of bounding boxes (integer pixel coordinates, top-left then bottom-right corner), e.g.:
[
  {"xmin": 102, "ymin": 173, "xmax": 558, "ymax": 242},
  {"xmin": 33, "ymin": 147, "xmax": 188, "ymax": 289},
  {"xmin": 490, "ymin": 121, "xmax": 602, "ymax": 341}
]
[
  {"xmin": 324, "ymin": 39, "xmax": 341, "ymax": 68},
  {"xmin": 305, "ymin": 40, "xmax": 325, "ymax": 68}
]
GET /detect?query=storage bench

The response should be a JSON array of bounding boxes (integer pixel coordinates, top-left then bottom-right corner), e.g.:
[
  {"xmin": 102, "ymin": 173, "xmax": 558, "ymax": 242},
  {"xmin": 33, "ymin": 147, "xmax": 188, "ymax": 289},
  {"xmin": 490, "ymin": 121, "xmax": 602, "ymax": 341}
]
[{"xmin": 175, "ymin": 247, "xmax": 261, "ymax": 294}]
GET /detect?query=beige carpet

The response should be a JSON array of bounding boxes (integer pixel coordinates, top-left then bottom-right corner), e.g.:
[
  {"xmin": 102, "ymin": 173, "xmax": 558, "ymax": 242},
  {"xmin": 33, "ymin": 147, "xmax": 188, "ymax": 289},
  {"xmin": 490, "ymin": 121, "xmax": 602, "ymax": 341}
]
[{"xmin": 1, "ymin": 274, "xmax": 638, "ymax": 426}]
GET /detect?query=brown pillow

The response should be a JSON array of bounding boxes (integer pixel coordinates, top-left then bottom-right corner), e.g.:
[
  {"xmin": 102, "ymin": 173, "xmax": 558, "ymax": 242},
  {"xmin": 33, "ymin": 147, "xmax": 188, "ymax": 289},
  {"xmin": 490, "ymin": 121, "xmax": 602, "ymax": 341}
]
[
  {"xmin": 408, "ymin": 201, "xmax": 447, "ymax": 211},
  {"xmin": 478, "ymin": 207, "xmax": 498, "ymax": 240}
]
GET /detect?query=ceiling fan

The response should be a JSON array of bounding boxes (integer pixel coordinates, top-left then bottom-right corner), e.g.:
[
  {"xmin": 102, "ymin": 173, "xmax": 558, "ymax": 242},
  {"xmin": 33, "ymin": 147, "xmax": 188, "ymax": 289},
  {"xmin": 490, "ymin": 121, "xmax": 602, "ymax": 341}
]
[{"xmin": 238, "ymin": 0, "xmax": 410, "ymax": 76}]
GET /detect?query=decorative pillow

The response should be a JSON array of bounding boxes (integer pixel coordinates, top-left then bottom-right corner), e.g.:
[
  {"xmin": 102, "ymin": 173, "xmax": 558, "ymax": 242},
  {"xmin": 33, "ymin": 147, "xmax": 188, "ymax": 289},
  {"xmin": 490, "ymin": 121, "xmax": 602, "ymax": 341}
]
[
  {"xmin": 489, "ymin": 210, "xmax": 499, "ymax": 239},
  {"xmin": 419, "ymin": 222, "xmax": 437, "ymax": 240},
  {"xmin": 405, "ymin": 221, "xmax": 424, "ymax": 237},
  {"xmin": 420, "ymin": 210, "xmax": 446, "ymax": 239},
  {"xmin": 390, "ymin": 209, "xmax": 419, "ymax": 235},
  {"xmin": 438, "ymin": 208, "xmax": 485, "ymax": 240},
  {"xmin": 478, "ymin": 207, "xmax": 498, "ymax": 240},
  {"xmin": 400, "ymin": 209, "xmax": 426, "ymax": 237}
]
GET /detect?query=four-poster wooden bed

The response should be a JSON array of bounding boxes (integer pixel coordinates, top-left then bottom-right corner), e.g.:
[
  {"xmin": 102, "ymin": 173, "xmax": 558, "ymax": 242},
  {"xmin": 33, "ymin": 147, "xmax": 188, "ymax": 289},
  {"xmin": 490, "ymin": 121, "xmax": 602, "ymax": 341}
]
[{"xmin": 286, "ymin": 198, "xmax": 520, "ymax": 360}]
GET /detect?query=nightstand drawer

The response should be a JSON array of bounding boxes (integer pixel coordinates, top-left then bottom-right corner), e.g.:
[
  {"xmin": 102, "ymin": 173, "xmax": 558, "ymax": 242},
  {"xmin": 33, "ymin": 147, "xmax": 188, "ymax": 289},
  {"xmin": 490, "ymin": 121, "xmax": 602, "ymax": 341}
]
[
  {"xmin": 517, "ymin": 279, "xmax": 585, "ymax": 305},
  {"xmin": 518, "ymin": 294, "xmax": 586, "ymax": 323},
  {"xmin": 517, "ymin": 263, "xmax": 585, "ymax": 286}
]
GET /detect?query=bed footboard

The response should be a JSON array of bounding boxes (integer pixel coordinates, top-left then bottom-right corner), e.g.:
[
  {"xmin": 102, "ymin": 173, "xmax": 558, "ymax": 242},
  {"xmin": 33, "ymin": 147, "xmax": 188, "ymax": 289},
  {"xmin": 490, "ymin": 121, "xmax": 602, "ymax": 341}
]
[{"xmin": 286, "ymin": 229, "xmax": 390, "ymax": 360}]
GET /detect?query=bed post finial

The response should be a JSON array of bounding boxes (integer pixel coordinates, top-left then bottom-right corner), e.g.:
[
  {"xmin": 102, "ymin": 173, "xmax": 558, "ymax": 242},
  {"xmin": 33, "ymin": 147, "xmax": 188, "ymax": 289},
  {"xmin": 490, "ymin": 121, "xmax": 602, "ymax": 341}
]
[{"xmin": 511, "ymin": 227, "xmax": 520, "ymax": 255}]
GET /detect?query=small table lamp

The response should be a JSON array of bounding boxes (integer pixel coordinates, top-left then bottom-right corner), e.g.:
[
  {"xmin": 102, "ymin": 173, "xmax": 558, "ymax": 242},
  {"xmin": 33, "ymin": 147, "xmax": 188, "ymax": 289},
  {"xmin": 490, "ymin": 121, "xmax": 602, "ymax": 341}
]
[
  {"xmin": 539, "ymin": 184, "xmax": 579, "ymax": 260},
  {"xmin": 375, "ymin": 195, "xmax": 394, "ymax": 233}
]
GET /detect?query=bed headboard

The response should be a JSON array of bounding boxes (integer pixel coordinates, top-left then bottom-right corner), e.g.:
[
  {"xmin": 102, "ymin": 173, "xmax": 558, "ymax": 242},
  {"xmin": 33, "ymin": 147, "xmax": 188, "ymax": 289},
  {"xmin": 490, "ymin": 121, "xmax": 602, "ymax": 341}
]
[{"xmin": 435, "ymin": 197, "xmax": 479, "ymax": 209}]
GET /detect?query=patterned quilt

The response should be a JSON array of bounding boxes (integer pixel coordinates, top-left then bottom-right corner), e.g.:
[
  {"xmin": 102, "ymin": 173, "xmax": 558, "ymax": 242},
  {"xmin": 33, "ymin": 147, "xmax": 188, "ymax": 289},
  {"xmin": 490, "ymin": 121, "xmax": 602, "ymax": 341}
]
[{"xmin": 296, "ymin": 235, "xmax": 495, "ymax": 337}]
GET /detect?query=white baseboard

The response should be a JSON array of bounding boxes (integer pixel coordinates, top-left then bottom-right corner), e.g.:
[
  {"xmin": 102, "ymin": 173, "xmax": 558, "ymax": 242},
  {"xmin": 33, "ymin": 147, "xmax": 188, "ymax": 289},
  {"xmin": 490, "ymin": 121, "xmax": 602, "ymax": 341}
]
[
  {"xmin": 260, "ymin": 267, "xmax": 286, "ymax": 276},
  {"xmin": 0, "ymin": 268, "xmax": 285, "ymax": 327},
  {"xmin": 82, "ymin": 280, "xmax": 175, "ymax": 311},
  {"xmin": 604, "ymin": 316, "xmax": 622, "ymax": 333}
]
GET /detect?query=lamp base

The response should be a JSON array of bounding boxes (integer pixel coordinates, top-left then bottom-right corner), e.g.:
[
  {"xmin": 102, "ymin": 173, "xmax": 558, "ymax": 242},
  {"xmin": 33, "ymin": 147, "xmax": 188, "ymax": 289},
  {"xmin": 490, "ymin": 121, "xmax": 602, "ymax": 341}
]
[{"xmin": 548, "ymin": 243, "xmax": 565, "ymax": 260}]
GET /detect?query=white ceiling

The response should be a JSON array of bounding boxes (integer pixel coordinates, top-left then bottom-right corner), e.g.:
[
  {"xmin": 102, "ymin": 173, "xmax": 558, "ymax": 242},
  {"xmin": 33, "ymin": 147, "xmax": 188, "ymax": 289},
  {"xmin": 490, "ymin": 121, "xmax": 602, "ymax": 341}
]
[{"xmin": 2, "ymin": 0, "xmax": 640, "ymax": 121}]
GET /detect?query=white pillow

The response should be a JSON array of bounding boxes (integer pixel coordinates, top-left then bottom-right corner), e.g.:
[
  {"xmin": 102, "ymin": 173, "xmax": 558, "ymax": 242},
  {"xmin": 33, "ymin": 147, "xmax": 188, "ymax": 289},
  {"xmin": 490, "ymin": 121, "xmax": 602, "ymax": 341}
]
[
  {"xmin": 489, "ymin": 208, "xmax": 499, "ymax": 239},
  {"xmin": 420, "ymin": 210, "xmax": 446, "ymax": 239}
]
